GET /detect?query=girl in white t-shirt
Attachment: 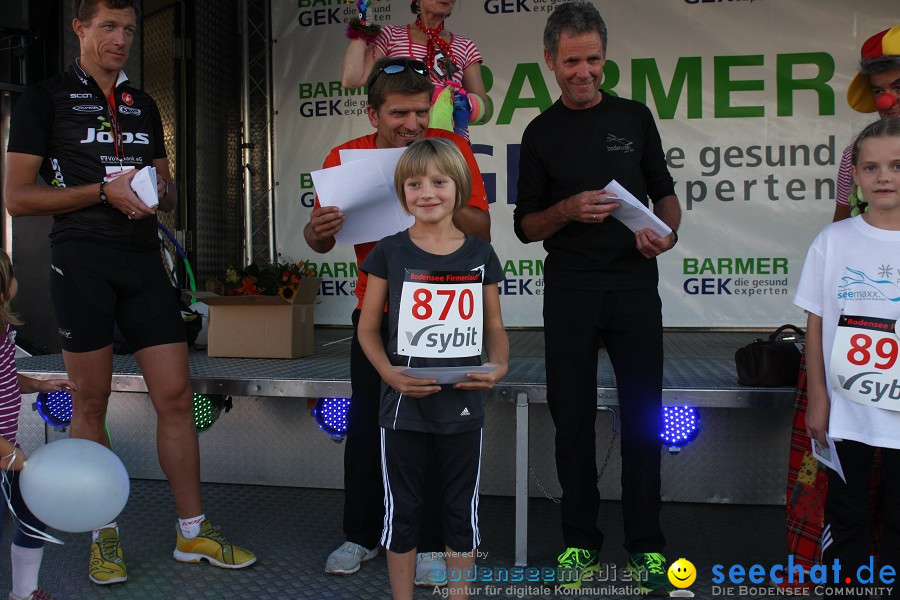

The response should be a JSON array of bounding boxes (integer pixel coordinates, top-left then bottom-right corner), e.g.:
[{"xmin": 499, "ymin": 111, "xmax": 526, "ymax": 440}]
[{"xmin": 794, "ymin": 118, "xmax": 900, "ymax": 584}]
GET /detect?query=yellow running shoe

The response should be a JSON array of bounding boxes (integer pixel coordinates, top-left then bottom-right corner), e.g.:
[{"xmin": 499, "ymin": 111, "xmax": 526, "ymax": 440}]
[
  {"xmin": 173, "ymin": 520, "xmax": 256, "ymax": 569},
  {"xmin": 89, "ymin": 526, "xmax": 127, "ymax": 585}
]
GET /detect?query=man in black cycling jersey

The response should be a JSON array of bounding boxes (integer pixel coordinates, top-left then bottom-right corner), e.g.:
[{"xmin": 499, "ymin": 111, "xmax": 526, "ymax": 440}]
[{"xmin": 4, "ymin": 0, "xmax": 255, "ymax": 586}]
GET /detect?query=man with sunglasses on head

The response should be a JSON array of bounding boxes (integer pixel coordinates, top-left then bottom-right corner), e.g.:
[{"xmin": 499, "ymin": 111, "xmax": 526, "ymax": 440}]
[{"xmin": 304, "ymin": 56, "xmax": 490, "ymax": 584}]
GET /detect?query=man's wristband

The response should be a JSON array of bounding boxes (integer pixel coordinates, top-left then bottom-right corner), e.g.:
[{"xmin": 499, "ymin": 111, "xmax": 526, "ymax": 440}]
[
  {"xmin": 163, "ymin": 180, "xmax": 171, "ymax": 198},
  {"xmin": 99, "ymin": 181, "xmax": 109, "ymax": 206},
  {"xmin": 670, "ymin": 230, "xmax": 679, "ymax": 248}
]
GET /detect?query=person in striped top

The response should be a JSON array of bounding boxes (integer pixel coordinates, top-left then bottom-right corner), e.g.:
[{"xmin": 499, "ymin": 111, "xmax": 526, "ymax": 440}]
[
  {"xmin": 0, "ymin": 248, "xmax": 76, "ymax": 600},
  {"xmin": 341, "ymin": 0, "xmax": 488, "ymax": 140}
]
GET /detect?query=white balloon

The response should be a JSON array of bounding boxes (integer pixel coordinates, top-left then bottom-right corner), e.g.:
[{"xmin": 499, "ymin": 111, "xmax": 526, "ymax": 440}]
[{"xmin": 19, "ymin": 439, "xmax": 130, "ymax": 533}]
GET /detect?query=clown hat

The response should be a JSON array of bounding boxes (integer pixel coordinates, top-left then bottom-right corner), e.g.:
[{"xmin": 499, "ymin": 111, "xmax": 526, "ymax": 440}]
[{"xmin": 847, "ymin": 25, "xmax": 900, "ymax": 113}]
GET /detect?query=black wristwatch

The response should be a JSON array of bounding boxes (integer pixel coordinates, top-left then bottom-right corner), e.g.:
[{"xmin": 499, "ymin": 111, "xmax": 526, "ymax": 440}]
[{"xmin": 99, "ymin": 181, "xmax": 109, "ymax": 206}]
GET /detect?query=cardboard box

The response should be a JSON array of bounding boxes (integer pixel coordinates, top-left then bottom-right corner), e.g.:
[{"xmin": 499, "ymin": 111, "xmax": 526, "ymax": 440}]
[{"xmin": 192, "ymin": 278, "xmax": 321, "ymax": 359}]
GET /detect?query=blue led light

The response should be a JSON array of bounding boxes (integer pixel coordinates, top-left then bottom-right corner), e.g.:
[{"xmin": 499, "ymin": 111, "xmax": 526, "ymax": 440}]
[
  {"xmin": 661, "ymin": 406, "xmax": 700, "ymax": 448},
  {"xmin": 314, "ymin": 398, "xmax": 351, "ymax": 438},
  {"xmin": 35, "ymin": 390, "xmax": 73, "ymax": 428}
]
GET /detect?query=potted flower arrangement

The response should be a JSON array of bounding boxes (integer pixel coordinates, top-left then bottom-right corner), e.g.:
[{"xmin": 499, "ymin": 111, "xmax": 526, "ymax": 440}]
[
  {"xmin": 223, "ymin": 260, "xmax": 317, "ymax": 302},
  {"xmin": 195, "ymin": 260, "xmax": 321, "ymax": 359}
]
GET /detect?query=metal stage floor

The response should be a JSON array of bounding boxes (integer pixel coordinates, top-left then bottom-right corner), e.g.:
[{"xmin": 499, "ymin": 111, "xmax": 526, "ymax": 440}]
[
  {"xmin": 1, "ymin": 479, "xmax": 798, "ymax": 600},
  {"xmin": 16, "ymin": 328, "xmax": 798, "ymax": 568},
  {"xmin": 16, "ymin": 328, "xmax": 794, "ymax": 407}
]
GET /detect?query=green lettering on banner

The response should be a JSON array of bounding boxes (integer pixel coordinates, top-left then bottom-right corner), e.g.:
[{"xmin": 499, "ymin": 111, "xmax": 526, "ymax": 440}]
[
  {"xmin": 601, "ymin": 60, "xmax": 619, "ymax": 98},
  {"xmin": 714, "ymin": 55, "xmax": 764, "ymax": 118},
  {"xmin": 300, "ymin": 173, "xmax": 313, "ymax": 189},
  {"xmin": 503, "ymin": 259, "xmax": 544, "ymax": 277},
  {"xmin": 298, "ymin": 81, "xmax": 365, "ymax": 100},
  {"xmin": 773, "ymin": 257, "xmax": 788, "ymax": 274},
  {"xmin": 682, "ymin": 257, "xmax": 789, "ymax": 275},
  {"xmin": 631, "ymin": 57, "xmax": 702, "ymax": 119},
  {"xmin": 735, "ymin": 258, "xmax": 752, "ymax": 274},
  {"xmin": 311, "ymin": 262, "xmax": 359, "ymax": 278},
  {"xmin": 776, "ymin": 53, "xmax": 835, "ymax": 116},
  {"xmin": 496, "ymin": 64, "xmax": 552, "ymax": 125}
]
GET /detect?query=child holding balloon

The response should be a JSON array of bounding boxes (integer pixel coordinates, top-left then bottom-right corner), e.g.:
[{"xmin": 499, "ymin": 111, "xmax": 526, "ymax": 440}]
[{"xmin": 0, "ymin": 248, "xmax": 75, "ymax": 600}]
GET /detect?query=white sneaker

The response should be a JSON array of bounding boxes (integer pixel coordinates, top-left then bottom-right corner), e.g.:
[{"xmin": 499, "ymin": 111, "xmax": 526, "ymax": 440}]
[
  {"xmin": 325, "ymin": 541, "xmax": 378, "ymax": 575},
  {"xmin": 414, "ymin": 552, "xmax": 448, "ymax": 587}
]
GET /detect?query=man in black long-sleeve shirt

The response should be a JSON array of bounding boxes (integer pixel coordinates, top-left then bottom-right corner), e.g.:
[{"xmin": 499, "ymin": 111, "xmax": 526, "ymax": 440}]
[{"xmin": 512, "ymin": 1, "xmax": 681, "ymax": 594}]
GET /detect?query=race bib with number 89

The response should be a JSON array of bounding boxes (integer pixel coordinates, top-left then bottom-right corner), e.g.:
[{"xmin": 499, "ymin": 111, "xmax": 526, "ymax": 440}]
[{"xmin": 829, "ymin": 314, "xmax": 900, "ymax": 411}]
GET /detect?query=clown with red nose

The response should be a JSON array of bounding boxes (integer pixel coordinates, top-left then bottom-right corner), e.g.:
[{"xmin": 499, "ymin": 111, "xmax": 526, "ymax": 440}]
[{"xmin": 847, "ymin": 25, "xmax": 900, "ymax": 118}]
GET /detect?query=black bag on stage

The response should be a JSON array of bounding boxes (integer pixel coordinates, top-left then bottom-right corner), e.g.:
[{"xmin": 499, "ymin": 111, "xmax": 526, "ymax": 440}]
[{"xmin": 735, "ymin": 324, "xmax": 805, "ymax": 387}]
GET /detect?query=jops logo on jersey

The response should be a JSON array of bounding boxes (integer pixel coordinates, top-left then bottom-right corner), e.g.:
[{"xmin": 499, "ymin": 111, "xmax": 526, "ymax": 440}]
[{"xmin": 80, "ymin": 129, "xmax": 150, "ymax": 144}]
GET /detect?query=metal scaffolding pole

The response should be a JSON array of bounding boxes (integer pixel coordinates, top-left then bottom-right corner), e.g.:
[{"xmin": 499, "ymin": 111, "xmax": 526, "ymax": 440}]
[
  {"xmin": 240, "ymin": 0, "xmax": 252, "ymax": 265},
  {"xmin": 264, "ymin": 0, "xmax": 274, "ymax": 262},
  {"xmin": 240, "ymin": 0, "xmax": 275, "ymax": 266}
]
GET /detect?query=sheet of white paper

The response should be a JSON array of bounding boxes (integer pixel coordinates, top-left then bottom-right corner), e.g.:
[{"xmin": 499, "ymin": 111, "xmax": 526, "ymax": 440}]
[
  {"xmin": 602, "ymin": 179, "xmax": 672, "ymax": 238},
  {"xmin": 130, "ymin": 165, "xmax": 158, "ymax": 208},
  {"xmin": 339, "ymin": 147, "xmax": 406, "ymax": 166},
  {"xmin": 311, "ymin": 157, "xmax": 414, "ymax": 246},
  {"xmin": 811, "ymin": 434, "xmax": 846, "ymax": 483},
  {"xmin": 402, "ymin": 365, "xmax": 497, "ymax": 385}
]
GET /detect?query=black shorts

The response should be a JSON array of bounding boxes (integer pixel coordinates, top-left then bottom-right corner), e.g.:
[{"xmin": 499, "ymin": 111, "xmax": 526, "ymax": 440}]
[
  {"xmin": 380, "ymin": 427, "xmax": 482, "ymax": 553},
  {"xmin": 50, "ymin": 240, "xmax": 186, "ymax": 353}
]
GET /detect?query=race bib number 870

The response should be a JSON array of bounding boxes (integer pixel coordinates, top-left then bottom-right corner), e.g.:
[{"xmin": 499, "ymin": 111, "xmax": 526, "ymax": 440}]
[
  {"xmin": 397, "ymin": 268, "xmax": 484, "ymax": 358},
  {"xmin": 829, "ymin": 314, "xmax": 900, "ymax": 411}
]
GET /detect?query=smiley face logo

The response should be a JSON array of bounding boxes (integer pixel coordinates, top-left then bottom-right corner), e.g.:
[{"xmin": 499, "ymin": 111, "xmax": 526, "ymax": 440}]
[{"xmin": 667, "ymin": 558, "xmax": 696, "ymax": 589}]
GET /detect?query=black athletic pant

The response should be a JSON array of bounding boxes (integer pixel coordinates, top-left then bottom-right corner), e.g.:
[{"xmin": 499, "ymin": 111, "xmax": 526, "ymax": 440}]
[
  {"xmin": 823, "ymin": 440, "xmax": 900, "ymax": 581},
  {"xmin": 543, "ymin": 286, "xmax": 666, "ymax": 553},
  {"xmin": 343, "ymin": 309, "xmax": 442, "ymax": 552},
  {"xmin": 2, "ymin": 471, "xmax": 46, "ymax": 549}
]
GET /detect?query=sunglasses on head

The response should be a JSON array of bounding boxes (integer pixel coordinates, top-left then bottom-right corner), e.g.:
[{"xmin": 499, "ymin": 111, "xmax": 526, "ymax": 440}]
[{"xmin": 378, "ymin": 59, "xmax": 429, "ymax": 77}]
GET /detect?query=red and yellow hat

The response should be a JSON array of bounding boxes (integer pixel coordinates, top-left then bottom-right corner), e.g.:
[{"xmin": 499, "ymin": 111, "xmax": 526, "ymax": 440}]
[{"xmin": 847, "ymin": 25, "xmax": 900, "ymax": 113}]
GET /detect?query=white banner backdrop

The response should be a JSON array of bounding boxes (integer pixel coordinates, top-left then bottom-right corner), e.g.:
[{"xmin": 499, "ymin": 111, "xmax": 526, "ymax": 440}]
[{"xmin": 271, "ymin": 0, "xmax": 896, "ymax": 327}]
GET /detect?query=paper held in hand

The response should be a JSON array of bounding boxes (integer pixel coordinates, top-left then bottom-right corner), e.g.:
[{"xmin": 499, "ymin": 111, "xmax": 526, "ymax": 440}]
[
  {"xmin": 811, "ymin": 433, "xmax": 846, "ymax": 483},
  {"xmin": 130, "ymin": 165, "xmax": 159, "ymax": 208},
  {"xmin": 402, "ymin": 365, "xmax": 497, "ymax": 385},
  {"xmin": 310, "ymin": 147, "xmax": 414, "ymax": 246},
  {"xmin": 602, "ymin": 179, "xmax": 672, "ymax": 238}
]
